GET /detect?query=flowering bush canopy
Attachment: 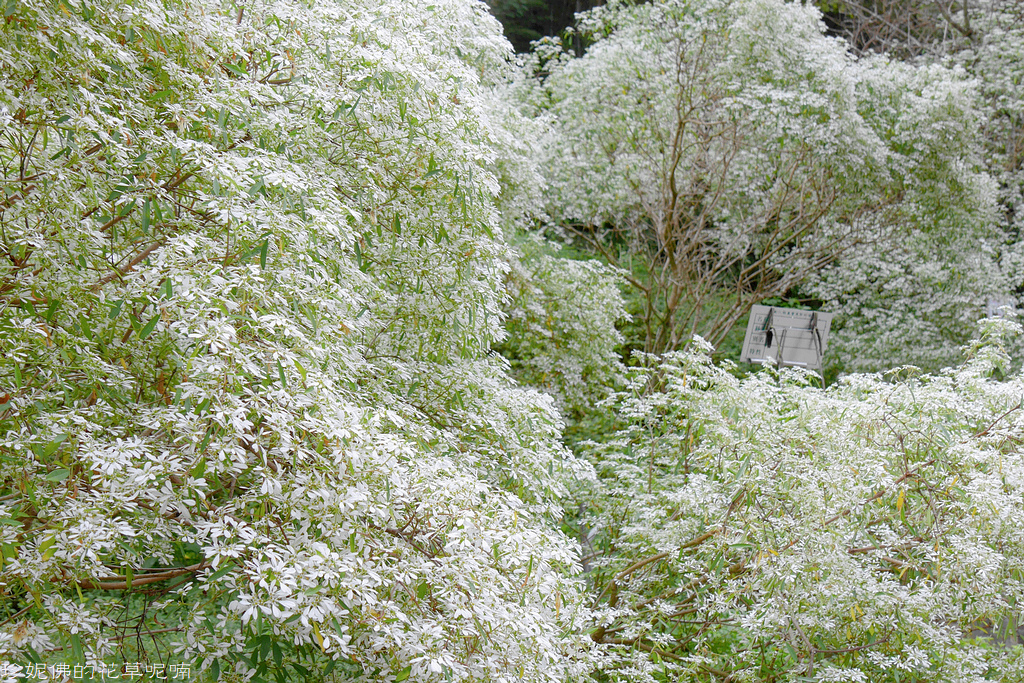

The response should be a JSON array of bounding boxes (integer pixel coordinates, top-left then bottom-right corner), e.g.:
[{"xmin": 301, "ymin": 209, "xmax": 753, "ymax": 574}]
[
  {"xmin": 0, "ymin": 0, "xmax": 596, "ymax": 679},
  {"xmin": 513, "ymin": 0, "xmax": 1001, "ymax": 366},
  {"xmin": 576, "ymin": 320, "xmax": 1024, "ymax": 682},
  {"xmin": 3, "ymin": 0, "xmax": 1024, "ymax": 681}
]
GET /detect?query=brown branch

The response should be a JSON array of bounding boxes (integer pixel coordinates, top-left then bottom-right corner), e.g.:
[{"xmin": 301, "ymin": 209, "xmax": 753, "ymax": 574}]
[
  {"xmin": 595, "ymin": 552, "xmax": 670, "ymax": 605},
  {"xmin": 974, "ymin": 401, "xmax": 1022, "ymax": 438},
  {"xmin": 680, "ymin": 529, "xmax": 718, "ymax": 550},
  {"xmin": 77, "ymin": 561, "xmax": 207, "ymax": 591},
  {"xmin": 593, "ymin": 635, "xmax": 685, "ymax": 661},
  {"xmin": 932, "ymin": 0, "xmax": 973, "ymax": 36},
  {"xmin": 90, "ymin": 240, "xmax": 163, "ymax": 290},
  {"xmin": 819, "ymin": 460, "xmax": 933, "ymax": 529}
]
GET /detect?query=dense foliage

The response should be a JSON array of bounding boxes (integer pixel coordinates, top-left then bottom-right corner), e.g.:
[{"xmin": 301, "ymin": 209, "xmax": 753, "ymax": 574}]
[
  {"xmin": 4, "ymin": 0, "xmax": 1024, "ymax": 681},
  {"xmin": 512, "ymin": 0, "xmax": 1000, "ymax": 366},
  {"xmin": 576, "ymin": 321, "xmax": 1024, "ymax": 681},
  {"xmin": 0, "ymin": 0, "xmax": 596, "ymax": 680}
]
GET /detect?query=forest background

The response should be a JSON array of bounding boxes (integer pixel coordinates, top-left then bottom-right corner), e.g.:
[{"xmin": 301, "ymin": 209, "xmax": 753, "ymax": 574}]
[{"xmin": 2, "ymin": 0, "xmax": 1024, "ymax": 682}]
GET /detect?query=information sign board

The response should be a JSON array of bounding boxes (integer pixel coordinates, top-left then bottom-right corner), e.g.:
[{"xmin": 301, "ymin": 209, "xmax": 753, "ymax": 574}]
[{"xmin": 740, "ymin": 305, "xmax": 834, "ymax": 371}]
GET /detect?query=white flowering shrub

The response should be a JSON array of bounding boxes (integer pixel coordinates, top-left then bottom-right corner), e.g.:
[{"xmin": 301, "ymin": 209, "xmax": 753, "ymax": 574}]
[
  {"xmin": 796, "ymin": 0, "xmax": 1024, "ymax": 374},
  {"xmin": 576, "ymin": 322, "xmax": 1024, "ymax": 681},
  {"xmin": 953, "ymin": 0, "xmax": 1024, "ymax": 343},
  {"xmin": 508, "ymin": 0, "xmax": 998, "ymax": 374},
  {"xmin": 0, "ymin": 0, "xmax": 597, "ymax": 679},
  {"xmin": 806, "ymin": 53, "xmax": 1004, "ymax": 373},
  {"xmin": 500, "ymin": 251, "xmax": 628, "ymax": 418},
  {"xmin": 515, "ymin": 0, "xmax": 994, "ymax": 357}
]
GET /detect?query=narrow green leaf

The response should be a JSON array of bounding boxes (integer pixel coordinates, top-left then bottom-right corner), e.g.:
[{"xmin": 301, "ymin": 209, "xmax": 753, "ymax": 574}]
[
  {"xmin": 45, "ymin": 468, "xmax": 70, "ymax": 482},
  {"xmin": 138, "ymin": 314, "xmax": 159, "ymax": 340},
  {"xmin": 205, "ymin": 562, "xmax": 235, "ymax": 584},
  {"xmin": 70, "ymin": 634, "xmax": 84, "ymax": 664},
  {"xmin": 39, "ymin": 534, "xmax": 56, "ymax": 561},
  {"xmin": 44, "ymin": 434, "xmax": 67, "ymax": 457},
  {"xmin": 223, "ymin": 62, "xmax": 247, "ymax": 78},
  {"xmin": 272, "ymin": 641, "xmax": 283, "ymax": 669},
  {"xmin": 108, "ymin": 299, "xmax": 124, "ymax": 319},
  {"xmin": 43, "ymin": 299, "xmax": 60, "ymax": 322}
]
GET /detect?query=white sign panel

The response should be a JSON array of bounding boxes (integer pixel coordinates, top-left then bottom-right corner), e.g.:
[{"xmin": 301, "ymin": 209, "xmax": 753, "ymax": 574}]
[
  {"xmin": 986, "ymin": 297, "xmax": 1016, "ymax": 318},
  {"xmin": 740, "ymin": 305, "xmax": 834, "ymax": 371}
]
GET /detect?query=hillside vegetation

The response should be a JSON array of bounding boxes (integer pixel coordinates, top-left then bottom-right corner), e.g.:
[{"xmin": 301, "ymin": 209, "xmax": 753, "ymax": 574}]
[{"xmin": 2, "ymin": 0, "xmax": 1024, "ymax": 681}]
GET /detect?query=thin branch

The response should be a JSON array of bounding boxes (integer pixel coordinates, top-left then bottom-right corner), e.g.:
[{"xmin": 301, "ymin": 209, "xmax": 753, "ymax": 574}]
[
  {"xmin": 77, "ymin": 561, "xmax": 208, "ymax": 591},
  {"xmin": 89, "ymin": 240, "xmax": 163, "ymax": 290}
]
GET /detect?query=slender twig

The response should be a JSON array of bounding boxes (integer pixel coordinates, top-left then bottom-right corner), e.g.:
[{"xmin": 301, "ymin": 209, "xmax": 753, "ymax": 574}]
[{"xmin": 90, "ymin": 240, "xmax": 163, "ymax": 290}]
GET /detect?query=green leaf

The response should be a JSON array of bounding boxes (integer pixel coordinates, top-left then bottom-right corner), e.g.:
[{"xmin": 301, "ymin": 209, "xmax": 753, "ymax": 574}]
[
  {"xmin": 272, "ymin": 641, "xmax": 283, "ymax": 669},
  {"xmin": 141, "ymin": 198, "xmax": 151, "ymax": 235},
  {"xmin": 39, "ymin": 534, "xmax": 56, "ymax": 561},
  {"xmin": 43, "ymin": 434, "xmax": 67, "ymax": 457},
  {"xmin": 45, "ymin": 468, "xmax": 70, "ymax": 482},
  {"xmin": 205, "ymin": 561, "xmax": 235, "ymax": 584},
  {"xmin": 43, "ymin": 299, "xmax": 60, "ymax": 323},
  {"xmin": 223, "ymin": 62, "xmax": 248, "ymax": 78},
  {"xmin": 416, "ymin": 582, "xmax": 430, "ymax": 600},
  {"xmin": 239, "ymin": 235, "xmax": 271, "ymax": 270},
  {"xmin": 79, "ymin": 315, "xmax": 93, "ymax": 339},
  {"xmin": 395, "ymin": 665, "xmax": 412, "ymax": 682},
  {"xmin": 138, "ymin": 314, "xmax": 159, "ymax": 340},
  {"xmin": 108, "ymin": 298, "xmax": 124, "ymax": 319},
  {"xmin": 70, "ymin": 633, "xmax": 84, "ymax": 665}
]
